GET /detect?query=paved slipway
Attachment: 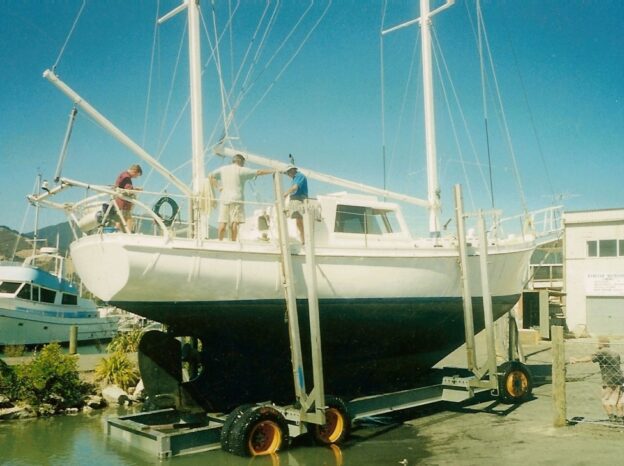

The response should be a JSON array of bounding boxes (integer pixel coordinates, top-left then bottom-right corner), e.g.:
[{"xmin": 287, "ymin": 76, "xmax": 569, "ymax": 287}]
[{"xmin": 348, "ymin": 340, "xmax": 624, "ymax": 466}]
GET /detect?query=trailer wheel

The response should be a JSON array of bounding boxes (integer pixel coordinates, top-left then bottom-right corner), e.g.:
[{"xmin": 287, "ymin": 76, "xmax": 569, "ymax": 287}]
[
  {"xmin": 498, "ymin": 361, "xmax": 533, "ymax": 404},
  {"xmin": 229, "ymin": 406, "xmax": 289, "ymax": 456},
  {"xmin": 311, "ymin": 396, "xmax": 351, "ymax": 445},
  {"xmin": 220, "ymin": 404, "xmax": 254, "ymax": 453}
]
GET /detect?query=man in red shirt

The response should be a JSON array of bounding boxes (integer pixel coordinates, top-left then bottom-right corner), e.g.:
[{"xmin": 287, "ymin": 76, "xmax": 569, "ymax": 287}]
[{"xmin": 113, "ymin": 164, "xmax": 142, "ymax": 231}]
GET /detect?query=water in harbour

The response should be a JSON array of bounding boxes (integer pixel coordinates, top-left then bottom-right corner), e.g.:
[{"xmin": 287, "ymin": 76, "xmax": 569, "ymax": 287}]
[{"xmin": 0, "ymin": 407, "xmax": 429, "ymax": 465}]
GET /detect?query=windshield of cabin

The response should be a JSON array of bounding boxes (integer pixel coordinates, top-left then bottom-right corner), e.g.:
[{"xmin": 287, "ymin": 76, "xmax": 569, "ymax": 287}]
[{"xmin": 334, "ymin": 205, "xmax": 400, "ymax": 235}]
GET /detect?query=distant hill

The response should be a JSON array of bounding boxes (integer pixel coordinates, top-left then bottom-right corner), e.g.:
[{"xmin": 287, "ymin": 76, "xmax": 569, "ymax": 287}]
[
  {"xmin": 0, "ymin": 222, "xmax": 73, "ymax": 261},
  {"xmin": 23, "ymin": 222, "xmax": 74, "ymax": 255},
  {"xmin": 0, "ymin": 226, "xmax": 32, "ymax": 261}
]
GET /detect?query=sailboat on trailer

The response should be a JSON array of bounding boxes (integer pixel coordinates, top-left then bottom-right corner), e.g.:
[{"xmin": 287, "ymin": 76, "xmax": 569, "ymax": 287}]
[{"xmin": 32, "ymin": 1, "xmax": 561, "ymax": 411}]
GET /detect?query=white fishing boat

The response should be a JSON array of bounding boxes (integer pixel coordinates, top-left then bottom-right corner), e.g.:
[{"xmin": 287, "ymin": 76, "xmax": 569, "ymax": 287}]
[
  {"xmin": 0, "ymin": 247, "xmax": 118, "ymax": 347},
  {"xmin": 32, "ymin": 1, "xmax": 561, "ymax": 411}
]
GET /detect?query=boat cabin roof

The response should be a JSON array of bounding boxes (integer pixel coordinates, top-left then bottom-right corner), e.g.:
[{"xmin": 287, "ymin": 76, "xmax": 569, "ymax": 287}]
[
  {"xmin": 0, "ymin": 264, "xmax": 77, "ymax": 293},
  {"xmin": 316, "ymin": 193, "xmax": 411, "ymax": 242}
]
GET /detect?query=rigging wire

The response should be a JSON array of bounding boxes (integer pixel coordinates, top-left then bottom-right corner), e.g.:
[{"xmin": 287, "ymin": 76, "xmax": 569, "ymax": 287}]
[
  {"xmin": 499, "ymin": 10, "xmax": 555, "ymax": 203},
  {"xmin": 141, "ymin": 0, "xmax": 162, "ymax": 150},
  {"xmin": 208, "ymin": 1, "xmax": 232, "ymax": 138},
  {"xmin": 11, "ymin": 177, "xmax": 39, "ymax": 261},
  {"xmin": 199, "ymin": 4, "xmax": 245, "ymax": 151},
  {"xmin": 238, "ymin": 1, "xmax": 333, "ymax": 129},
  {"xmin": 223, "ymin": 0, "xmax": 274, "ymax": 131},
  {"xmin": 431, "ymin": 25, "xmax": 490, "ymax": 210},
  {"xmin": 227, "ymin": 0, "xmax": 238, "ymax": 82},
  {"xmin": 155, "ymin": 24, "xmax": 187, "ymax": 162},
  {"xmin": 239, "ymin": 1, "xmax": 282, "ymax": 99},
  {"xmin": 52, "ymin": 0, "xmax": 86, "ymax": 72},
  {"xmin": 387, "ymin": 30, "xmax": 422, "ymax": 196},
  {"xmin": 476, "ymin": 1, "xmax": 528, "ymax": 214},
  {"xmin": 380, "ymin": 0, "xmax": 388, "ymax": 191},
  {"xmin": 473, "ymin": 0, "xmax": 495, "ymax": 209},
  {"xmin": 430, "ymin": 29, "xmax": 476, "ymax": 211}
]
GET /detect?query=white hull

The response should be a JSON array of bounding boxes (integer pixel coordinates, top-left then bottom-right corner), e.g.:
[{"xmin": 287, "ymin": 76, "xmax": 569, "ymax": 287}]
[
  {"xmin": 0, "ymin": 304, "xmax": 118, "ymax": 346},
  {"xmin": 0, "ymin": 257, "xmax": 118, "ymax": 347},
  {"xmin": 71, "ymin": 231, "xmax": 533, "ymax": 306}
]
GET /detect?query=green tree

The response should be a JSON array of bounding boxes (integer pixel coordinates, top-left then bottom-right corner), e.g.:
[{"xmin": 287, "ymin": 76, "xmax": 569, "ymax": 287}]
[{"xmin": 13, "ymin": 343, "xmax": 94, "ymax": 411}]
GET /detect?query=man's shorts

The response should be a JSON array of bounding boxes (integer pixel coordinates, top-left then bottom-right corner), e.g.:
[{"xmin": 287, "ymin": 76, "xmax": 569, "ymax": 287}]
[
  {"xmin": 288, "ymin": 199, "xmax": 305, "ymax": 219},
  {"xmin": 109, "ymin": 208, "xmax": 132, "ymax": 225},
  {"xmin": 218, "ymin": 202, "xmax": 245, "ymax": 224}
]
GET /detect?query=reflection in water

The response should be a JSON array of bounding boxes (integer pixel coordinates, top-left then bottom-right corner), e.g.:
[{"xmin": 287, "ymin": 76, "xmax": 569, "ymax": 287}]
[
  {"xmin": 0, "ymin": 409, "xmax": 422, "ymax": 465},
  {"xmin": 245, "ymin": 444, "xmax": 343, "ymax": 466}
]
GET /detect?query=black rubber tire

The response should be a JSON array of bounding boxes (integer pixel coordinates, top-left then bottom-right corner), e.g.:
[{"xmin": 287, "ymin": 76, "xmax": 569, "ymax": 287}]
[
  {"xmin": 220, "ymin": 404, "xmax": 255, "ymax": 453},
  {"xmin": 498, "ymin": 360, "xmax": 533, "ymax": 404},
  {"xmin": 229, "ymin": 406, "xmax": 290, "ymax": 457},
  {"xmin": 311, "ymin": 395, "xmax": 351, "ymax": 445}
]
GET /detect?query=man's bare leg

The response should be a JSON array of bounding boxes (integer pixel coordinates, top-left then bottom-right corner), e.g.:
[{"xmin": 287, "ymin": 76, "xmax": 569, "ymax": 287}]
[
  {"xmin": 218, "ymin": 222, "xmax": 227, "ymax": 240},
  {"xmin": 231, "ymin": 222, "xmax": 239, "ymax": 241}
]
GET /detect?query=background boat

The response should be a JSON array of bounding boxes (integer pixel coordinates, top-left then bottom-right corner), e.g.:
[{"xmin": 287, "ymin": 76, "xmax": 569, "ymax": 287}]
[{"xmin": 0, "ymin": 247, "xmax": 119, "ymax": 348}]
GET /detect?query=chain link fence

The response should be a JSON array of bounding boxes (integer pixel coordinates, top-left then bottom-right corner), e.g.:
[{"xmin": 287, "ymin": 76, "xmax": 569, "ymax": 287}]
[{"xmin": 565, "ymin": 337, "xmax": 624, "ymax": 425}]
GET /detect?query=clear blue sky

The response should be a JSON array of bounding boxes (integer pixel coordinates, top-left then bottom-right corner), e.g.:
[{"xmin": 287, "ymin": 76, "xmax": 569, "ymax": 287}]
[{"xmin": 1, "ymin": 0, "xmax": 623, "ymax": 233}]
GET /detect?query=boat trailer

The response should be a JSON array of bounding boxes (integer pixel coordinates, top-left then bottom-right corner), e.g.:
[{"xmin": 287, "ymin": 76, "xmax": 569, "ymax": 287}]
[{"xmin": 106, "ymin": 184, "xmax": 533, "ymax": 458}]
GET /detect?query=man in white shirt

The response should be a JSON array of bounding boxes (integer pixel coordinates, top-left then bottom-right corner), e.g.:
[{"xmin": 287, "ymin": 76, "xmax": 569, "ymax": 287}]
[{"xmin": 209, "ymin": 154, "xmax": 273, "ymax": 241}]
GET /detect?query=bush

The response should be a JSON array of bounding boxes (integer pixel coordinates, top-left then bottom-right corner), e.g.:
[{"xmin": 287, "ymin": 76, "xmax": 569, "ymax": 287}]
[
  {"xmin": 94, "ymin": 351, "xmax": 140, "ymax": 391},
  {"xmin": 0, "ymin": 358, "xmax": 18, "ymax": 401},
  {"xmin": 12, "ymin": 343, "xmax": 94, "ymax": 411},
  {"xmin": 3, "ymin": 344, "xmax": 26, "ymax": 357},
  {"xmin": 107, "ymin": 329, "xmax": 142, "ymax": 354}
]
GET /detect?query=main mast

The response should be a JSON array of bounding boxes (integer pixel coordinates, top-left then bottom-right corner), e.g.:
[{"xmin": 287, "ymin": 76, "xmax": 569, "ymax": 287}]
[
  {"xmin": 159, "ymin": 0, "xmax": 205, "ymax": 237},
  {"xmin": 420, "ymin": 0, "xmax": 440, "ymax": 237},
  {"xmin": 382, "ymin": 0, "xmax": 454, "ymax": 237},
  {"xmin": 187, "ymin": 0, "xmax": 205, "ymax": 237}
]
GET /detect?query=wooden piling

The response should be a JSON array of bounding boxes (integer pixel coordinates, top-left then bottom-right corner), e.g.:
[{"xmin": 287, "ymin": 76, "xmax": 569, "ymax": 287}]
[
  {"xmin": 69, "ymin": 325, "xmax": 78, "ymax": 355},
  {"xmin": 551, "ymin": 325, "xmax": 566, "ymax": 427}
]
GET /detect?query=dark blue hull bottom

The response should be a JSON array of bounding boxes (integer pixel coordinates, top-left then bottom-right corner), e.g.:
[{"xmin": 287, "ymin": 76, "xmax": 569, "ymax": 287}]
[{"xmin": 118, "ymin": 295, "xmax": 520, "ymax": 412}]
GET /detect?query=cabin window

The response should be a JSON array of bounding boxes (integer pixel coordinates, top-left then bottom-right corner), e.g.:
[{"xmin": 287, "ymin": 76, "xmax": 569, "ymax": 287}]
[
  {"xmin": 40, "ymin": 288, "xmax": 56, "ymax": 304},
  {"xmin": 62, "ymin": 293, "xmax": 78, "ymax": 305},
  {"xmin": 334, "ymin": 205, "xmax": 398, "ymax": 235},
  {"xmin": 0, "ymin": 281, "xmax": 22, "ymax": 294},
  {"xmin": 17, "ymin": 283, "xmax": 32, "ymax": 300},
  {"xmin": 32, "ymin": 286, "xmax": 40, "ymax": 302}
]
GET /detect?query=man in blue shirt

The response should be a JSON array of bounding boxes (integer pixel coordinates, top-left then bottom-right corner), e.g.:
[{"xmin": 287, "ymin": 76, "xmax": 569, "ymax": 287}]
[{"xmin": 283, "ymin": 164, "xmax": 308, "ymax": 243}]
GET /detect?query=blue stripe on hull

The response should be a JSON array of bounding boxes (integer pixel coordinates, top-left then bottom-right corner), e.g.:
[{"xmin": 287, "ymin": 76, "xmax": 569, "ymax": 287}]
[{"xmin": 117, "ymin": 295, "xmax": 519, "ymax": 411}]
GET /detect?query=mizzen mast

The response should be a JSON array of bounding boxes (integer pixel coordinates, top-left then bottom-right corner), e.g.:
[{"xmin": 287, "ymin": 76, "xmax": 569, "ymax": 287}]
[{"xmin": 382, "ymin": 0, "xmax": 454, "ymax": 237}]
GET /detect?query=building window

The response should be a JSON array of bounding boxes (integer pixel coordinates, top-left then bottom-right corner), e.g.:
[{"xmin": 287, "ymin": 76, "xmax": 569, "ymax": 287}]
[
  {"xmin": 587, "ymin": 241, "xmax": 597, "ymax": 257},
  {"xmin": 620, "ymin": 240, "xmax": 624, "ymax": 256},
  {"xmin": 599, "ymin": 239, "xmax": 617, "ymax": 257}
]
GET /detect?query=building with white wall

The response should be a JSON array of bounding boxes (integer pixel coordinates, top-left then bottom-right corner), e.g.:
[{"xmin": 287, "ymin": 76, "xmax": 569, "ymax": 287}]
[{"xmin": 564, "ymin": 208, "xmax": 624, "ymax": 336}]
